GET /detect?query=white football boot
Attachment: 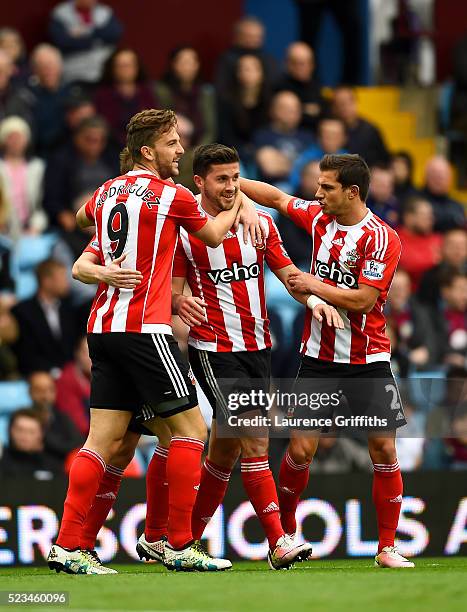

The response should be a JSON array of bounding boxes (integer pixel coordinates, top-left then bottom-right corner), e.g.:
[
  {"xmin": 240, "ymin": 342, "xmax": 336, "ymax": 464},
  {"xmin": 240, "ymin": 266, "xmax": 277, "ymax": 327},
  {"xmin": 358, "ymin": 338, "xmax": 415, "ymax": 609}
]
[
  {"xmin": 164, "ymin": 540, "xmax": 232, "ymax": 572},
  {"xmin": 268, "ymin": 534, "xmax": 313, "ymax": 570},
  {"xmin": 374, "ymin": 546, "xmax": 415, "ymax": 568},
  {"xmin": 47, "ymin": 544, "xmax": 117, "ymax": 574},
  {"xmin": 136, "ymin": 534, "xmax": 166, "ymax": 562}
]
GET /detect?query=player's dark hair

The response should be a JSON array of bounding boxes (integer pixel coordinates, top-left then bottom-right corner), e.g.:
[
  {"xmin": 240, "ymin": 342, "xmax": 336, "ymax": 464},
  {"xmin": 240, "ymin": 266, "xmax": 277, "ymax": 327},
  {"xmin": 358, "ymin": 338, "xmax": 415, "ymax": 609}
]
[
  {"xmin": 319, "ymin": 154, "xmax": 371, "ymax": 201},
  {"xmin": 192, "ymin": 143, "xmax": 240, "ymax": 178},
  {"xmin": 120, "ymin": 109, "xmax": 177, "ymax": 172}
]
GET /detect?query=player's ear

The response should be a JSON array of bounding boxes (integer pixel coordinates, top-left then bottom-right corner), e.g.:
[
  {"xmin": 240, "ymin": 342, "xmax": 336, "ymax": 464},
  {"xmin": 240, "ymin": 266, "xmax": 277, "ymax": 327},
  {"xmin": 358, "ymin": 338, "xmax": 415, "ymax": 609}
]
[
  {"xmin": 140, "ymin": 145, "xmax": 154, "ymax": 161},
  {"xmin": 193, "ymin": 174, "xmax": 203, "ymax": 190},
  {"xmin": 348, "ymin": 185, "xmax": 359, "ymax": 200}
]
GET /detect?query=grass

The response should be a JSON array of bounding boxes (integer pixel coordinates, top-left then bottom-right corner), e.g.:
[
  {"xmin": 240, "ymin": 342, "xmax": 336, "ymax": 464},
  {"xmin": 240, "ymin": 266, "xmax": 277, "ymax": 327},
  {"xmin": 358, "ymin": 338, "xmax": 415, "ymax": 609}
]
[{"xmin": 0, "ymin": 558, "xmax": 466, "ymax": 612}]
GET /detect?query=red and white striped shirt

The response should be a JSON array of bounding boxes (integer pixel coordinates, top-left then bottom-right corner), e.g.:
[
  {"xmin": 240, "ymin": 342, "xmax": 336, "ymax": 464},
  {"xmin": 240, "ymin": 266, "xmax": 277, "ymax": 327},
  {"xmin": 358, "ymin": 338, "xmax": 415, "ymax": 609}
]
[
  {"xmin": 287, "ymin": 197, "xmax": 401, "ymax": 364},
  {"xmin": 83, "ymin": 170, "xmax": 207, "ymax": 334},
  {"xmin": 173, "ymin": 207, "xmax": 292, "ymax": 352}
]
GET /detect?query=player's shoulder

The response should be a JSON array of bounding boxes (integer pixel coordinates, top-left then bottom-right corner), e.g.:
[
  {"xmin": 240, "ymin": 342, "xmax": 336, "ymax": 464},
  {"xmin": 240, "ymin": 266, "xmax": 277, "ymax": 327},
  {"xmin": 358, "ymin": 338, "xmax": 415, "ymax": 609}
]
[
  {"xmin": 174, "ymin": 182, "xmax": 197, "ymax": 202},
  {"xmin": 365, "ymin": 214, "xmax": 401, "ymax": 250}
]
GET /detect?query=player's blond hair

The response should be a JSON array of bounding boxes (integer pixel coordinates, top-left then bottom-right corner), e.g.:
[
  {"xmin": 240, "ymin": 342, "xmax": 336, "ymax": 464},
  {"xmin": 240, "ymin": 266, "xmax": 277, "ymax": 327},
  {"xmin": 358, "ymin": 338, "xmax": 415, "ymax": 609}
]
[{"xmin": 120, "ymin": 108, "xmax": 177, "ymax": 173}]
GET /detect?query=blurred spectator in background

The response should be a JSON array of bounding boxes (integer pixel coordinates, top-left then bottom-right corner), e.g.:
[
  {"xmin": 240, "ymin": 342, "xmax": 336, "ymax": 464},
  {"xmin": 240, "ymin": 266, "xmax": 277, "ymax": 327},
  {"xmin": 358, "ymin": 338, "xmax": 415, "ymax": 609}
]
[
  {"xmin": 366, "ymin": 165, "xmax": 400, "ymax": 227},
  {"xmin": 48, "ymin": 0, "xmax": 123, "ymax": 86},
  {"xmin": 55, "ymin": 335, "xmax": 91, "ymax": 437},
  {"xmin": 397, "ymin": 197, "xmax": 442, "ymax": 290},
  {"xmin": 0, "ymin": 409, "xmax": 62, "ymax": 478},
  {"xmin": 52, "ymin": 191, "xmax": 96, "ymax": 307},
  {"xmin": 43, "ymin": 115, "xmax": 116, "ymax": 228},
  {"xmin": 289, "ymin": 118, "xmax": 346, "ymax": 189},
  {"xmin": 53, "ymin": 90, "xmax": 96, "ymax": 152},
  {"xmin": 295, "ymin": 0, "xmax": 363, "ymax": 84},
  {"xmin": 174, "ymin": 114, "xmax": 197, "ymax": 194},
  {"xmin": 155, "ymin": 46, "xmax": 216, "ymax": 147},
  {"xmin": 94, "ymin": 48, "xmax": 157, "ymax": 149},
  {"xmin": 418, "ymin": 229, "xmax": 467, "ymax": 308},
  {"xmin": 276, "ymin": 160, "xmax": 318, "ymax": 269},
  {"xmin": 217, "ymin": 53, "xmax": 271, "ymax": 166},
  {"xmin": 29, "ymin": 371, "xmax": 83, "ymax": 460},
  {"xmin": 27, "ymin": 44, "xmax": 72, "ymax": 156},
  {"xmin": 0, "ymin": 290, "xmax": 18, "ymax": 380},
  {"xmin": 275, "ymin": 41, "xmax": 325, "ymax": 131},
  {"xmin": 390, "ymin": 151, "xmax": 419, "ymax": 206},
  {"xmin": 215, "ymin": 16, "xmax": 278, "ymax": 95},
  {"xmin": 0, "ymin": 235, "xmax": 14, "ymax": 298},
  {"xmin": 395, "ymin": 400, "xmax": 425, "ymax": 471},
  {"xmin": 0, "ymin": 116, "xmax": 47, "ymax": 240},
  {"xmin": 253, "ymin": 90, "xmax": 313, "ymax": 187},
  {"xmin": 0, "ymin": 49, "xmax": 32, "ymax": 125},
  {"xmin": 420, "ymin": 157, "xmax": 465, "ymax": 233},
  {"xmin": 444, "ymin": 406, "xmax": 467, "ymax": 470},
  {"xmin": 332, "ymin": 86, "xmax": 389, "ymax": 166},
  {"xmin": 439, "ymin": 272, "xmax": 467, "ymax": 367},
  {"xmin": 310, "ymin": 436, "xmax": 372, "ymax": 473},
  {"xmin": 450, "ymin": 32, "xmax": 467, "ymax": 141},
  {"xmin": 385, "ymin": 269, "xmax": 441, "ymax": 373},
  {"xmin": 0, "ymin": 28, "xmax": 29, "ymax": 86},
  {"xmin": 11, "ymin": 259, "xmax": 77, "ymax": 375}
]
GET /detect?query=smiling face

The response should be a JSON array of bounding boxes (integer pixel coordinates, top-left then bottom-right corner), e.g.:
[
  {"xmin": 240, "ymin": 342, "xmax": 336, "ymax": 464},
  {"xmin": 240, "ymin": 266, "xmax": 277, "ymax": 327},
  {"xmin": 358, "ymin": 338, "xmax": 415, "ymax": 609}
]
[
  {"xmin": 195, "ymin": 162, "xmax": 240, "ymax": 215},
  {"xmin": 143, "ymin": 125, "xmax": 184, "ymax": 180}
]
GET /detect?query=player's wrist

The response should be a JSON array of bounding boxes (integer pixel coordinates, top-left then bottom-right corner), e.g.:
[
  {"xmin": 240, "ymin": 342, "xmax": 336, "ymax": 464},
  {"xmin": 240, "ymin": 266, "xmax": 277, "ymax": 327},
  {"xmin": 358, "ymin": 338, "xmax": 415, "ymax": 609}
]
[{"xmin": 306, "ymin": 294, "xmax": 326, "ymax": 310}]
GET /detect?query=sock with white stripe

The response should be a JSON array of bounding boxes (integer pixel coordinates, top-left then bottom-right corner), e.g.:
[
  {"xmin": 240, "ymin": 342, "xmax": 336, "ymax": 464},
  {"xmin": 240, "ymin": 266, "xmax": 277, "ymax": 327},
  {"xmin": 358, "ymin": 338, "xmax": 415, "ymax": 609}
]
[
  {"xmin": 191, "ymin": 458, "xmax": 232, "ymax": 541},
  {"xmin": 167, "ymin": 437, "xmax": 204, "ymax": 549},
  {"xmin": 372, "ymin": 461, "xmax": 403, "ymax": 553},
  {"xmin": 145, "ymin": 445, "xmax": 169, "ymax": 542},
  {"xmin": 57, "ymin": 448, "xmax": 106, "ymax": 550},
  {"xmin": 241, "ymin": 456, "xmax": 284, "ymax": 549},
  {"xmin": 278, "ymin": 450, "xmax": 311, "ymax": 535},
  {"xmin": 80, "ymin": 464, "xmax": 124, "ymax": 550}
]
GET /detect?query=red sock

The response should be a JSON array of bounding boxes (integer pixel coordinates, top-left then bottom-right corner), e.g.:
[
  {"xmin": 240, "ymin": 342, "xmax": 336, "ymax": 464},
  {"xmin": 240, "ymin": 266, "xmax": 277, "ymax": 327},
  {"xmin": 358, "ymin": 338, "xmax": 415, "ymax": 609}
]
[
  {"xmin": 145, "ymin": 445, "xmax": 169, "ymax": 542},
  {"xmin": 166, "ymin": 437, "xmax": 204, "ymax": 549},
  {"xmin": 191, "ymin": 459, "xmax": 231, "ymax": 540},
  {"xmin": 278, "ymin": 450, "xmax": 310, "ymax": 535},
  {"xmin": 373, "ymin": 461, "xmax": 403, "ymax": 553},
  {"xmin": 241, "ymin": 456, "xmax": 284, "ymax": 549},
  {"xmin": 80, "ymin": 464, "xmax": 123, "ymax": 550},
  {"xmin": 57, "ymin": 448, "xmax": 106, "ymax": 550}
]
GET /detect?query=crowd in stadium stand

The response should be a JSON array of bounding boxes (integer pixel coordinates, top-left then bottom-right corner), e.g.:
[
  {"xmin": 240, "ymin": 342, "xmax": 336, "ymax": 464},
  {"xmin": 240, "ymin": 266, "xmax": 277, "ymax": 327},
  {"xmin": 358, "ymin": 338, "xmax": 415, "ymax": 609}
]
[{"xmin": 0, "ymin": 3, "xmax": 465, "ymax": 479}]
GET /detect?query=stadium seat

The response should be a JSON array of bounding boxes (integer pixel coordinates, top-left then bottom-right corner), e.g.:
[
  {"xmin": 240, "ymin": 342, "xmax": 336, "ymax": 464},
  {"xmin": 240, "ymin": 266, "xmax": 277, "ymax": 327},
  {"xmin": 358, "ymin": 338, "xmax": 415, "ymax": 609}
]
[
  {"xmin": 0, "ymin": 414, "xmax": 9, "ymax": 446},
  {"xmin": 0, "ymin": 380, "xmax": 32, "ymax": 413},
  {"xmin": 11, "ymin": 233, "xmax": 58, "ymax": 300}
]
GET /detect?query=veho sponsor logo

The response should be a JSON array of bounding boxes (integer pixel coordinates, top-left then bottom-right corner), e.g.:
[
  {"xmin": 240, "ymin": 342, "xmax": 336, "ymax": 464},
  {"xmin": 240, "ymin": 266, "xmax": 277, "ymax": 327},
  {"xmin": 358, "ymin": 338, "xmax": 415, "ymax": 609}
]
[
  {"xmin": 315, "ymin": 259, "xmax": 357, "ymax": 288},
  {"xmin": 207, "ymin": 262, "xmax": 260, "ymax": 284}
]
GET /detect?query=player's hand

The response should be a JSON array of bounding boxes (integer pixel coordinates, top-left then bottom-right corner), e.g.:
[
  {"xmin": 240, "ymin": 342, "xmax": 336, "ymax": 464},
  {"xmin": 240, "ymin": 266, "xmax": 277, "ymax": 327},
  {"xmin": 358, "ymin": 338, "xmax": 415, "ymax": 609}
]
[
  {"xmin": 176, "ymin": 296, "xmax": 207, "ymax": 327},
  {"xmin": 313, "ymin": 304, "xmax": 345, "ymax": 329},
  {"xmin": 99, "ymin": 254, "xmax": 143, "ymax": 289},
  {"xmin": 234, "ymin": 192, "xmax": 264, "ymax": 245},
  {"xmin": 287, "ymin": 270, "xmax": 317, "ymax": 294}
]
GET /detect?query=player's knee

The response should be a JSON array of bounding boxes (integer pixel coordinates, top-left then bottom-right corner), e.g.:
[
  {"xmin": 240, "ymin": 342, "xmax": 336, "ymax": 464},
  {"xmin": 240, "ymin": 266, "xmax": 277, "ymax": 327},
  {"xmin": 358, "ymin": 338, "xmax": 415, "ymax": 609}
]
[
  {"xmin": 288, "ymin": 438, "xmax": 316, "ymax": 465},
  {"xmin": 240, "ymin": 437, "xmax": 269, "ymax": 458},
  {"xmin": 369, "ymin": 438, "xmax": 397, "ymax": 464}
]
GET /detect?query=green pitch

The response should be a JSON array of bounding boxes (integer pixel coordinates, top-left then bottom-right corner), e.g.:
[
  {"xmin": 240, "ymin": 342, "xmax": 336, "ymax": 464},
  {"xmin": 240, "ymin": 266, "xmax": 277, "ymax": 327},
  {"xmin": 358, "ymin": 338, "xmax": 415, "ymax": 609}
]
[{"xmin": 0, "ymin": 558, "xmax": 466, "ymax": 612}]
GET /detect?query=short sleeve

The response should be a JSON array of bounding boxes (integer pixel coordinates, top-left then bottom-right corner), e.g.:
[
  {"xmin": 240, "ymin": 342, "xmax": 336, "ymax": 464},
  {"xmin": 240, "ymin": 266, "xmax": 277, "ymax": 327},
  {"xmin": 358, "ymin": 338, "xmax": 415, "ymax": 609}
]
[
  {"xmin": 287, "ymin": 197, "xmax": 322, "ymax": 234},
  {"xmin": 264, "ymin": 216, "xmax": 293, "ymax": 271},
  {"xmin": 173, "ymin": 237, "xmax": 189, "ymax": 278},
  {"xmin": 84, "ymin": 189, "xmax": 100, "ymax": 222},
  {"xmin": 358, "ymin": 227, "xmax": 401, "ymax": 291},
  {"xmin": 83, "ymin": 235, "xmax": 104, "ymax": 264},
  {"xmin": 170, "ymin": 185, "xmax": 208, "ymax": 234}
]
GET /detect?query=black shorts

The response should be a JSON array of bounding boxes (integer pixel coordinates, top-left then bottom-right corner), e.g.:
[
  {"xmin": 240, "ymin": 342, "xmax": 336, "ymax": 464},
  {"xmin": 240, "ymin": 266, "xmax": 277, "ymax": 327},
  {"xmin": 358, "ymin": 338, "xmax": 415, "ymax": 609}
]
[
  {"xmin": 88, "ymin": 333, "xmax": 198, "ymax": 420},
  {"xmin": 291, "ymin": 356, "xmax": 406, "ymax": 431},
  {"xmin": 188, "ymin": 346, "xmax": 271, "ymax": 419}
]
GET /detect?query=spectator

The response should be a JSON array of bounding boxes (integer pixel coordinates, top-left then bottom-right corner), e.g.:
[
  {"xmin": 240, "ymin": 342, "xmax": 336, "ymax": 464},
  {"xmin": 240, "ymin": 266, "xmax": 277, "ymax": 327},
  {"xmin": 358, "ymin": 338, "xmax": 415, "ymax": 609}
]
[
  {"xmin": 29, "ymin": 370, "xmax": 83, "ymax": 460},
  {"xmin": 439, "ymin": 272, "xmax": 467, "ymax": 367},
  {"xmin": 155, "ymin": 46, "xmax": 216, "ymax": 147},
  {"xmin": 0, "ymin": 235, "xmax": 14, "ymax": 297},
  {"xmin": 275, "ymin": 41, "xmax": 325, "ymax": 131},
  {"xmin": 174, "ymin": 114, "xmax": 197, "ymax": 194},
  {"xmin": 0, "ymin": 409, "xmax": 63, "ymax": 478},
  {"xmin": 390, "ymin": 151, "xmax": 420, "ymax": 206},
  {"xmin": 43, "ymin": 115, "xmax": 117, "ymax": 228},
  {"xmin": 253, "ymin": 90, "xmax": 313, "ymax": 186},
  {"xmin": 366, "ymin": 166, "xmax": 400, "ymax": 227},
  {"xmin": 48, "ymin": 0, "xmax": 123, "ymax": 85},
  {"xmin": 0, "ymin": 49, "xmax": 32, "ymax": 125},
  {"xmin": 420, "ymin": 156, "xmax": 466, "ymax": 232},
  {"xmin": 418, "ymin": 228, "xmax": 467, "ymax": 307},
  {"xmin": 311, "ymin": 437, "xmax": 372, "ymax": 473},
  {"xmin": 395, "ymin": 401, "xmax": 425, "ymax": 471},
  {"xmin": 332, "ymin": 86, "xmax": 389, "ymax": 166},
  {"xmin": 0, "ymin": 294, "xmax": 18, "ymax": 380},
  {"xmin": 55, "ymin": 335, "xmax": 91, "ymax": 437},
  {"xmin": 0, "ymin": 28, "xmax": 29, "ymax": 85},
  {"xmin": 27, "ymin": 44, "xmax": 73, "ymax": 155},
  {"xmin": 217, "ymin": 53, "xmax": 271, "ymax": 165},
  {"xmin": 11, "ymin": 259, "xmax": 78, "ymax": 375},
  {"xmin": 94, "ymin": 47, "xmax": 157, "ymax": 149},
  {"xmin": 276, "ymin": 160, "xmax": 319, "ymax": 269},
  {"xmin": 289, "ymin": 118, "xmax": 347, "ymax": 189},
  {"xmin": 444, "ymin": 407, "xmax": 467, "ymax": 470},
  {"xmin": 397, "ymin": 197, "xmax": 442, "ymax": 290},
  {"xmin": 215, "ymin": 16, "xmax": 278, "ymax": 95},
  {"xmin": 0, "ymin": 116, "xmax": 47, "ymax": 239},
  {"xmin": 52, "ymin": 90, "xmax": 96, "ymax": 151},
  {"xmin": 385, "ymin": 269, "xmax": 442, "ymax": 373}
]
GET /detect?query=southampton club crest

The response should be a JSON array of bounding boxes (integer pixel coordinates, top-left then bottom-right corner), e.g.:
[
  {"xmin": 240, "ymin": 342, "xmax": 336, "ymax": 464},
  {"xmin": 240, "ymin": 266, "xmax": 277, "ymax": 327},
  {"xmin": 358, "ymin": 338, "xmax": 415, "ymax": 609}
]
[{"xmin": 343, "ymin": 248, "xmax": 360, "ymax": 269}]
